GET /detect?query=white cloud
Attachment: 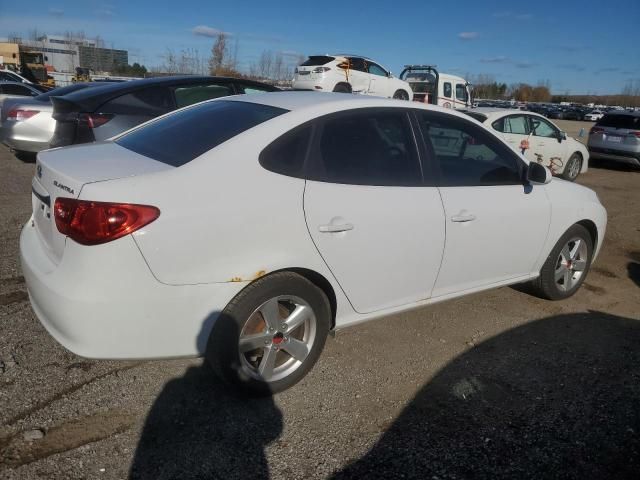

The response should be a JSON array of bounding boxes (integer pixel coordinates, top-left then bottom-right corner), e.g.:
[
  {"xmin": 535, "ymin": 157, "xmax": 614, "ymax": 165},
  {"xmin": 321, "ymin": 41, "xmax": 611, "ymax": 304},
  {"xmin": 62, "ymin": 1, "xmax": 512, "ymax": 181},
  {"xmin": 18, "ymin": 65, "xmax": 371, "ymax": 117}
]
[
  {"xmin": 458, "ymin": 31, "xmax": 479, "ymax": 40},
  {"xmin": 191, "ymin": 25, "xmax": 231, "ymax": 38}
]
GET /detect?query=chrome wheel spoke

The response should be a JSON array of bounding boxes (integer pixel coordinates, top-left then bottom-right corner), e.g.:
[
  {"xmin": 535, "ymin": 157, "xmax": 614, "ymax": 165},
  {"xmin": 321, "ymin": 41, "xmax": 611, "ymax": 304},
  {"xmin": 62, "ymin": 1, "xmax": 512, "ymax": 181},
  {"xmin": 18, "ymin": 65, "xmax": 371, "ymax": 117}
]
[
  {"xmin": 284, "ymin": 305, "xmax": 311, "ymax": 332},
  {"xmin": 560, "ymin": 245, "xmax": 571, "ymax": 261},
  {"xmin": 563, "ymin": 269, "xmax": 573, "ymax": 289},
  {"xmin": 258, "ymin": 347, "xmax": 278, "ymax": 379},
  {"xmin": 259, "ymin": 298, "xmax": 282, "ymax": 330},
  {"xmin": 573, "ymin": 259, "xmax": 587, "ymax": 272},
  {"xmin": 239, "ymin": 333, "xmax": 272, "ymax": 353},
  {"xmin": 555, "ymin": 265, "xmax": 568, "ymax": 282},
  {"xmin": 569, "ymin": 240, "xmax": 582, "ymax": 260},
  {"xmin": 281, "ymin": 338, "xmax": 310, "ymax": 362}
]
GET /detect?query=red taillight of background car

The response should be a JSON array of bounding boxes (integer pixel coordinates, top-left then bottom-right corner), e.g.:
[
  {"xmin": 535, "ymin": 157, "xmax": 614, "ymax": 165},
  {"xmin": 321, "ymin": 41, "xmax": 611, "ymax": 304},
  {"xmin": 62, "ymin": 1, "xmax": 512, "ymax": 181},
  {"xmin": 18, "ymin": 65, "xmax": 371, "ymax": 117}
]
[
  {"xmin": 54, "ymin": 198, "xmax": 160, "ymax": 245},
  {"xmin": 590, "ymin": 126, "xmax": 604, "ymax": 135},
  {"xmin": 78, "ymin": 113, "xmax": 114, "ymax": 129},
  {"xmin": 629, "ymin": 131, "xmax": 640, "ymax": 138},
  {"xmin": 7, "ymin": 109, "xmax": 40, "ymax": 122}
]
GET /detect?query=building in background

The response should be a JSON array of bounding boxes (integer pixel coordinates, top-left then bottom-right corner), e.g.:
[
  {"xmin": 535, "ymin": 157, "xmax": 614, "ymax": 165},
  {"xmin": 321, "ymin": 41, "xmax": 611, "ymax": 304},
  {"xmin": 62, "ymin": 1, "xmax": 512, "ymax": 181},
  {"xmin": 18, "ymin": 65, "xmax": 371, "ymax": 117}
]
[
  {"xmin": 4, "ymin": 35, "xmax": 128, "ymax": 74},
  {"xmin": 0, "ymin": 42, "xmax": 20, "ymax": 68}
]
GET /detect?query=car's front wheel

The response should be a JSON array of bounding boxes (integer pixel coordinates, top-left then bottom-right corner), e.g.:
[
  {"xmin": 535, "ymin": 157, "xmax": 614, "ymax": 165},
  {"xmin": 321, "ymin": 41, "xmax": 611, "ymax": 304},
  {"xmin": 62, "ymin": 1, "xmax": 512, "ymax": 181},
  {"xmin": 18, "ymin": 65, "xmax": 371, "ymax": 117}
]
[
  {"xmin": 562, "ymin": 153, "xmax": 582, "ymax": 181},
  {"xmin": 529, "ymin": 224, "xmax": 593, "ymax": 300},
  {"xmin": 206, "ymin": 272, "xmax": 331, "ymax": 395}
]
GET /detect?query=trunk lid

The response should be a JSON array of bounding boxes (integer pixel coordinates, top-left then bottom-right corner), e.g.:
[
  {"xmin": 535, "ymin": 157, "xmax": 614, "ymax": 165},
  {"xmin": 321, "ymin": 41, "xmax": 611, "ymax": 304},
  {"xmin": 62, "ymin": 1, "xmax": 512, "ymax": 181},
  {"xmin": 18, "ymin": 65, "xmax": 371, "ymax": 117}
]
[{"xmin": 32, "ymin": 141, "xmax": 173, "ymax": 264}]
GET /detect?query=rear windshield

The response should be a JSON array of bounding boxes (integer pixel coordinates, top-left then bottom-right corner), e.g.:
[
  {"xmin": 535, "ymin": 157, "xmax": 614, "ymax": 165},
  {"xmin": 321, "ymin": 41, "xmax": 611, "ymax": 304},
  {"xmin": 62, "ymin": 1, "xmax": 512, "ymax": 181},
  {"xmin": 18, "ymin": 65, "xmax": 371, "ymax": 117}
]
[
  {"xmin": 116, "ymin": 100, "xmax": 287, "ymax": 166},
  {"xmin": 596, "ymin": 114, "xmax": 640, "ymax": 130},
  {"xmin": 462, "ymin": 111, "xmax": 488, "ymax": 123},
  {"xmin": 300, "ymin": 56, "xmax": 334, "ymax": 66}
]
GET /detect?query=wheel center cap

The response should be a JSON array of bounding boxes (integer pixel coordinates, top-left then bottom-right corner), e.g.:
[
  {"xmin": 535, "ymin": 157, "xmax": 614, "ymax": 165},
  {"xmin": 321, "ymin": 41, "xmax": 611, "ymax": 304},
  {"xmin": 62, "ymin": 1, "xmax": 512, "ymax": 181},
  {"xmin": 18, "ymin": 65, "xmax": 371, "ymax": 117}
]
[{"xmin": 272, "ymin": 332, "xmax": 285, "ymax": 345}]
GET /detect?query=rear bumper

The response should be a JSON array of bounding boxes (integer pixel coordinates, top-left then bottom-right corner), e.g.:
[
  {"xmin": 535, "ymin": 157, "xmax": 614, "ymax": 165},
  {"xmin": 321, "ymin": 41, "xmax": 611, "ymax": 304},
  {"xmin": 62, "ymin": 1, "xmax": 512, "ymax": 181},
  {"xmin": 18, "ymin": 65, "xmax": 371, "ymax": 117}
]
[
  {"xmin": 20, "ymin": 220, "xmax": 245, "ymax": 359},
  {"xmin": 3, "ymin": 136, "xmax": 49, "ymax": 153},
  {"xmin": 588, "ymin": 147, "xmax": 640, "ymax": 166}
]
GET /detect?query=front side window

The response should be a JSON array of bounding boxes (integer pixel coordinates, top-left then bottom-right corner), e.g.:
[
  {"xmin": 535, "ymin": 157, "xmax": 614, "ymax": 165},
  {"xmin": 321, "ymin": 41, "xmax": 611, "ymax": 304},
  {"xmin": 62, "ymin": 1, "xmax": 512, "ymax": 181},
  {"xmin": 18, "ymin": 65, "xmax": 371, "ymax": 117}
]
[
  {"xmin": 443, "ymin": 82, "xmax": 452, "ymax": 98},
  {"xmin": 455, "ymin": 84, "xmax": 468, "ymax": 102},
  {"xmin": 493, "ymin": 115, "xmax": 530, "ymax": 135},
  {"xmin": 417, "ymin": 111, "xmax": 524, "ymax": 187},
  {"xmin": 174, "ymin": 83, "xmax": 233, "ymax": 108},
  {"xmin": 116, "ymin": 100, "xmax": 287, "ymax": 167},
  {"xmin": 530, "ymin": 116, "xmax": 557, "ymax": 138},
  {"xmin": 368, "ymin": 63, "xmax": 387, "ymax": 77},
  {"xmin": 308, "ymin": 109, "xmax": 421, "ymax": 186}
]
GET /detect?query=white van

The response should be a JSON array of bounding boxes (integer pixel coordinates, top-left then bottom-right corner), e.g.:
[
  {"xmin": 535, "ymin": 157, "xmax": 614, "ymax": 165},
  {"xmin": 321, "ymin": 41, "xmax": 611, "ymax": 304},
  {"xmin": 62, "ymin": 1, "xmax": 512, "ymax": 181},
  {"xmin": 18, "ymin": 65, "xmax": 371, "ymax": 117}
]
[{"xmin": 400, "ymin": 65, "xmax": 472, "ymax": 110}]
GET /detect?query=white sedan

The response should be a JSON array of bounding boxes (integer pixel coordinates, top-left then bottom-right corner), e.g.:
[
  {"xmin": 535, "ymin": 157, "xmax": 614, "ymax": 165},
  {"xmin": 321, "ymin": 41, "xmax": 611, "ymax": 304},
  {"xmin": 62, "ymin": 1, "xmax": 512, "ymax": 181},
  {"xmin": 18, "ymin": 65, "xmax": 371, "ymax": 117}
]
[
  {"xmin": 20, "ymin": 92, "xmax": 607, "ymax": 395},
  {"xmin": 584, "ymin": 110, "xmax": 605, "ymax": 122},
  {"xmin": 464, "ymin": 108, "xmax": 589, "ymax": 181}
]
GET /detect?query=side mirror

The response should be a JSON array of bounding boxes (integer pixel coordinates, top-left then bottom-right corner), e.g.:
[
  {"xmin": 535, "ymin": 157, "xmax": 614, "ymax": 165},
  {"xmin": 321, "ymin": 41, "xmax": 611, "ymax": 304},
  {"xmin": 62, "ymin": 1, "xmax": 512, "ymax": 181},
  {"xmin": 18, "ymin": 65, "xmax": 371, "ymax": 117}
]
[
  {"xmin": 557, "ymin": 130, "xmax": 567, "ymax": 143},
  {"xmin": 527, "ymin": 161, "xmax": 552, "ymax": 185}
]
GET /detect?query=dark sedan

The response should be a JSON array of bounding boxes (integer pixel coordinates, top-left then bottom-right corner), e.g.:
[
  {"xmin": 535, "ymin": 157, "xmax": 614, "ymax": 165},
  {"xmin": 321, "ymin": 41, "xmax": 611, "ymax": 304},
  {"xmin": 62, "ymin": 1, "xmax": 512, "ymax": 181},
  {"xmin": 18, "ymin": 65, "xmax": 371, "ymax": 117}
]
[{"xmin": 50, "ymin": 76, "xmax": 279, "ymax": 148}]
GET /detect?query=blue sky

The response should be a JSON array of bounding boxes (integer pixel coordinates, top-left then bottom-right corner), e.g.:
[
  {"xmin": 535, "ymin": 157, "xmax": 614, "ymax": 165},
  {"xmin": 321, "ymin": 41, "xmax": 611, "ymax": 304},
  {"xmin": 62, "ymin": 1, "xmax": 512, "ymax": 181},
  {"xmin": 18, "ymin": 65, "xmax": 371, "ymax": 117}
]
[{"xmin": 1, "ymin": 0, "xmax": 638, "ymax": 94}]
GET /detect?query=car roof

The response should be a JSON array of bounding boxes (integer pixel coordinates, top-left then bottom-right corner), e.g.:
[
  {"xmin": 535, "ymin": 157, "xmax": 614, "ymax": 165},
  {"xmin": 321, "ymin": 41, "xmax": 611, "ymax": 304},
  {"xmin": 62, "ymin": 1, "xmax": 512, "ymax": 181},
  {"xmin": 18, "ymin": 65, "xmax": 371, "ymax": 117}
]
[
  {"xmin": 224, "ymin": 90, "xmax": 474, "ymax": 119},
  {"xmin": 55, "ymin": 75, "xmax": 278, "ymax": 112},
  {"xmin": 603, "ymin": 110, "xmax": 640, "ymax": 117}
]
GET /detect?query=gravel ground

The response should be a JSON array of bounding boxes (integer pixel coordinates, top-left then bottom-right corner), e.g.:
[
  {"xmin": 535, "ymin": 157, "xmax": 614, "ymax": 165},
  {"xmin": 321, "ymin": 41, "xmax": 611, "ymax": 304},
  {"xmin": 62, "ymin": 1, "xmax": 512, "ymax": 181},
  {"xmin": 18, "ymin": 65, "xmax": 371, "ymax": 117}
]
[{"xmin": 1, "ymin": 121, "xmax": 639, "ymax": 479}]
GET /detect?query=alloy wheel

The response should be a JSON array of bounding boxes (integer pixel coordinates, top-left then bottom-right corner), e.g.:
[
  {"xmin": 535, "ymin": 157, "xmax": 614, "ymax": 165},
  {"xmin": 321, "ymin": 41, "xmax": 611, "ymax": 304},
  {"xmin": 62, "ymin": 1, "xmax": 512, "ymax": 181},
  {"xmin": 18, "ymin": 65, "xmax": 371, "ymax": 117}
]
[
  {"xmin": 554, "ymin": 237, "xmax": 588, "ymax": 291},
  {"xmin": 238, "ymin": 295, "xmax": 317, "ymax": 382}
]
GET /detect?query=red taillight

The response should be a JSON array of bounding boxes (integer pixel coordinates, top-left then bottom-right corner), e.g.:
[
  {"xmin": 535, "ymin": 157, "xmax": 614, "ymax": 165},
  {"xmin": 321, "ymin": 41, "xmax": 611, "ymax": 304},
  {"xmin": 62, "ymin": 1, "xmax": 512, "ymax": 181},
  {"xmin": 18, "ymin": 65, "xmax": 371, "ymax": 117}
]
[
  {"xmin": 629, "ymin": 131, "xmax": 640, "ymax": 138},
  {"xmin": 7, "ymin": 109, "xmax": 39, "ymax": 122},
  {"xmin": 590, "ymin": 126, "xmax": 604, "ymax": 135},
  {"xmin": 78, "ymin": 113, "xmax": 114, "ymax": 129},
  {"xmin": 54, "ymin": 198, "xmax": 160, "ymax": 246}
]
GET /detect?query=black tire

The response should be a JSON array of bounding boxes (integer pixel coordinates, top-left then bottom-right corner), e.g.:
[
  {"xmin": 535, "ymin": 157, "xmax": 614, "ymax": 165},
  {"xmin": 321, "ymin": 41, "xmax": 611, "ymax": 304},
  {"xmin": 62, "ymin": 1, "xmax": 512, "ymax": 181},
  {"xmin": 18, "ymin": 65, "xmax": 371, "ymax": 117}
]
[
  {"xmin": 562, "ymin": 153, "xmax": 582, "ymax": 181},
  {"xmin": 333, "ymin": 83, "xmax": 352, "ymax": 93},
  {"xmin": 206, "ymin": 271, "xmax": 331, "ymax": 395},
  {"xmin": 393, "ymin": 90, "xmax": 409, "ymax": 100},
  {"xmin": 529, "ymin": 224, "xmax": 593, "ymax": 300}
]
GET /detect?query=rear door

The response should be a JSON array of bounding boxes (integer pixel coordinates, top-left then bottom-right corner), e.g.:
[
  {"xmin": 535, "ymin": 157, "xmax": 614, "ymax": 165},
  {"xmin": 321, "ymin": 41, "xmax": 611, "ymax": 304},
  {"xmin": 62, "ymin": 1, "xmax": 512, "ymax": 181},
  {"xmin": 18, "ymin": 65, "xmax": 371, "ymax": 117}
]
[
  {"xmin": 344, "ymin": 57, "xmax": 370, "ymax": 94},
  {"xmin": 491, "ymin": 114, "xmax": 530, "ymax": 152},
  {"xmin": 303, "ymin": 108, "xmax": 446, "ymax": 314},
  {"xmin": 415, "ymin": 110, "xmax": 550, "ymax": 297}
]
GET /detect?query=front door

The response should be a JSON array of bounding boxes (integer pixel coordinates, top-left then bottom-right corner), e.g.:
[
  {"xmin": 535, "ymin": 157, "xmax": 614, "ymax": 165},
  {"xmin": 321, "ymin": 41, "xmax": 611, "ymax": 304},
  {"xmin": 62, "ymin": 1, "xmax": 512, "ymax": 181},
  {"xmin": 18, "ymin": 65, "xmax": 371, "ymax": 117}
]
[
  {"xmin": 367, "ymin": 62, "xmax": 391, "ymax": 97},
  {"xmin": 415, "ymin": 110, "xmax": 551, "ymax": 297},
  {"xmin": 304, "ymin": 108, "xmax": 446, "ymax": 314},
  {"xmin": 527, "ymin": 115, "xmax": 567, "ymax": 174}
]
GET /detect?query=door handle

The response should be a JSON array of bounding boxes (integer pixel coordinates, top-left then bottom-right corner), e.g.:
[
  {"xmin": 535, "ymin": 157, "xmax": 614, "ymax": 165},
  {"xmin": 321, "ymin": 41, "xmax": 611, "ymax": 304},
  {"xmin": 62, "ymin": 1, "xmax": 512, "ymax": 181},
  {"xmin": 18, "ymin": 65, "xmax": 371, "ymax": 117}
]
[
  {"xmin": 451, "ymin": 213, "xmax": 476, "ymax": 223},
  {"xmin": 318, "ymin": 223, "xmax": 354, "ymax": 233}
]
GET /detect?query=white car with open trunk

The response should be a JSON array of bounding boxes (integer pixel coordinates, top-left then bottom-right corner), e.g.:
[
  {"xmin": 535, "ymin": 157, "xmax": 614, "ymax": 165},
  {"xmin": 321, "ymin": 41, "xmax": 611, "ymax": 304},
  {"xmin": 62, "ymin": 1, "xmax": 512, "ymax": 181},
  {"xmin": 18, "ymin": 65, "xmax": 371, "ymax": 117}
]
[{"xmin": 21, "ymin": 92, "xmax": 606, "ymax": 394}]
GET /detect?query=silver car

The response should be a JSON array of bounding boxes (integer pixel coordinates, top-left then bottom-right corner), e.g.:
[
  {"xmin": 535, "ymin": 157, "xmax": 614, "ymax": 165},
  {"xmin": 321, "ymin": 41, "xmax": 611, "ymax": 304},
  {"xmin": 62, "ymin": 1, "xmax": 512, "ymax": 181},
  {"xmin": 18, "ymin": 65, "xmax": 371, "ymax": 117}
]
[
  {"xmin": 0, "ymin": 83, "xmax": 96, "ymax": 154},
  {"xmin": 588, "ymin": 111, "xmax": 640, "ymax": 167}
]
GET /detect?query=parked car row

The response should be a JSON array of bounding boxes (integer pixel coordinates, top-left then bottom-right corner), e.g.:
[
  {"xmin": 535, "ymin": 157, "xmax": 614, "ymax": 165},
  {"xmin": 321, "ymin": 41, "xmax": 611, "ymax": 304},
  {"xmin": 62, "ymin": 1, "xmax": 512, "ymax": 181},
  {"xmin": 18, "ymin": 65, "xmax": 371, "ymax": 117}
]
[{"xmin": 0, "ymin": 76, "xmax": 278, "ymax": 154}]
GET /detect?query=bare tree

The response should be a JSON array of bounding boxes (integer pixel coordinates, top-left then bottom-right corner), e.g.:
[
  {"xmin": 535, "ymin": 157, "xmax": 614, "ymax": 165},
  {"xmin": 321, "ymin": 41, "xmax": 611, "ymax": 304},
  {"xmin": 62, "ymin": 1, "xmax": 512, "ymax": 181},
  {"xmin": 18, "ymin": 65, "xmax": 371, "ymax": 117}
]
[
  {"xmin": 258, "ymin": 50, "xmax": 273, "ymax": 79},
  {"xmin": 209, "ymin": 33, "xmax": 228, "ymax": 75}
]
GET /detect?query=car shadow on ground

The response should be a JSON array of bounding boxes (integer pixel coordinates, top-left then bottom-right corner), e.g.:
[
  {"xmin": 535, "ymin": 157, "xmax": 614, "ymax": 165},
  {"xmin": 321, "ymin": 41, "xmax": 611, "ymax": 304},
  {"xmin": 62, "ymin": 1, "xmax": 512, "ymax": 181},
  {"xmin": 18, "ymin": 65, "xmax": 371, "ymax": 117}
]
[
  {"xmin": 131, "ymin": 311, "xmax": 640, "ymax": 479},
  {"xmin": 589, "ymin": 158, "xmax": 640, "ymax": 172},
  {"xmin": 129, "ymin": 313, "xmax": 283, "ymax": 480},
  {"xmin": 12, "ymin": 151, "xmax": 37, "ymax": 164},
  {"xmin": 628, "ymin": 252, "xmax": 640, "ymax": 288}
]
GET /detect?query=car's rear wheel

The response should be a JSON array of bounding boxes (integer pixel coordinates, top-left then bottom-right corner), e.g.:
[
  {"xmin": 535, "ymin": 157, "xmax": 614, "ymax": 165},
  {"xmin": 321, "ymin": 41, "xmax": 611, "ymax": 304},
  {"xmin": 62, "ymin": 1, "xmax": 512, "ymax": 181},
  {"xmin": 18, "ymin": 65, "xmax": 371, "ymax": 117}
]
[
  {"xmin": 333, "ymin": 83, "xmax": 352, "ymax": 93},
  {"xmin": 393, "ymin": 90, "xmax": 409, "ymax": 100},
  {"xmin": 529, "ymin": 224, "xmax": 593, "ymax": 300},
  {"xmin": 206, "ymin": 272, "xmax": 331, "ymax": 395},
  {"xmin": 562, "ymin": 153, "xmax": 582, "ymax": 181}
]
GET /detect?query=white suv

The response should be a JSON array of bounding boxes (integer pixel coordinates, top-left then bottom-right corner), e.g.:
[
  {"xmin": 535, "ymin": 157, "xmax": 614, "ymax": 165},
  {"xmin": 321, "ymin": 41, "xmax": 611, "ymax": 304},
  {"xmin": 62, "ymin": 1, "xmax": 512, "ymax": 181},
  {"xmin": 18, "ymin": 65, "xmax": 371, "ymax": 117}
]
[{"xmin": 292, "ymin": 55, "xmax": 413, "ymax": 100}]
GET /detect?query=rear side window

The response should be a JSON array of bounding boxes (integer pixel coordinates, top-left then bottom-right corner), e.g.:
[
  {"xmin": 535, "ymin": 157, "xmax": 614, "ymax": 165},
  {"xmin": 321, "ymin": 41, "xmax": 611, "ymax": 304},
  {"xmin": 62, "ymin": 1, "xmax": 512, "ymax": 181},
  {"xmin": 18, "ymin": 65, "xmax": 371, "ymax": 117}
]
[
  {"xmin": 259, "ymin": 126, "xmax": 312, "ymax": 177},
  {"xmin": 300, "ymin": 56, "xmax": 334, "ymax": 66},
  {"xmin": 174, "ymin": 83, "xmax": 233, "ymax": 108},
  {"xmin": 116, "ymin": 100, "xmax": 287, "ymax": 167},
  {"xmin": 1, "ymin": 84, "xmax": 35, "ymax": 96},
  {"xmin": 597, "ymin": 114, "xmax": 640, "ymax": 129},
  {"xmin": 308, "ymin": 109, "xmax": 422, "ymax": 186},
  {"xmin": 101, "ymin": 87, "xmax": 173, "ymax": 115},
  {"xmin": 492, "ymin": 115, "xmax": 529, "ymax": 135}
]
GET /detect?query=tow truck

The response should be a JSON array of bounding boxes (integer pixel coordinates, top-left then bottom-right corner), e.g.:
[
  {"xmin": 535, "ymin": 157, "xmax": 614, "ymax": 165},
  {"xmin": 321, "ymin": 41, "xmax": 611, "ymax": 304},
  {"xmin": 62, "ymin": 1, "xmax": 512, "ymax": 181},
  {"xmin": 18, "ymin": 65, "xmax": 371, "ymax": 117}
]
[{"xmin": 400, "ymin": 65, "xmax": 472, "ymax": 110}]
